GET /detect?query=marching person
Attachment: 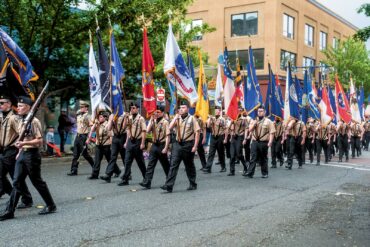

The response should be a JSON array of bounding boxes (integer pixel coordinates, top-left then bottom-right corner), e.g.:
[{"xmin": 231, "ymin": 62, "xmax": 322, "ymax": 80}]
[
  {"xmin": 203, "ymin": 106, "xmax": 227, "ymax": 173},
  {"xmin": 161, "ymin": 101, "xmax": 200, "ymax": 193},
  {"xmin": 245, "ymin": 106, "xmax": 275, "ymax": 178},
  {"xmin": 350, "ymin": 121, "xmax": 363, "ymax": 158},
  {"xmin": 0, "ymin": 94, "xmax": 33, "ymax": 206},
  {"xmin": 87, "ymin": 111, "xmax": 112, "ymax": 179},
  {"xmin": 57, "ymin": 108, "xmax": 73, "ymax": 154},
  {"xmin": 284, "ymin": 119, "xmax": 306, "ymax": 169},
  {"xmin": 139, "ymin": 104, "xmax": 170, "ymax": 189},
  {"xmin": 305, "ymin": 117, "xmax": 316, "ymax": 164},
  {"xmin": 118, "ymin": 102, "xmax": 147, "ymax": 186},
  {"xmin": 270, "ymin": 117, "xmax": 284, "ymax": 168},
  {"xmin": 361, "ymin": 117, "xmax": 370, "ymax": 151},
  {"xmin": 242, "ymin": 111, "xmax": 253, "ymax": 168},
  {"xmin": 67, "ymin": 101, "xmax": 94, "ymax": 176},
  {"xmin": 337, "ymin": 119, "xmax": 350, "ymax": 162},
  {"xmin": 194, "ymin": 114, "xmax": 207, "ymax": 171},
  {"xmin": 314, "ymin": 120, "xmax": 331, "ymax": 165},
  {"xmin": 0, "ymin": 96, "xmax": 56, "ymax": 221},
  {"xmin": 328, "ymin": 122, "xmax": 337, "ymax": 161},
  {"xmin": 100, "ymin": 112, "xmax": 128, "ymax": 183}
]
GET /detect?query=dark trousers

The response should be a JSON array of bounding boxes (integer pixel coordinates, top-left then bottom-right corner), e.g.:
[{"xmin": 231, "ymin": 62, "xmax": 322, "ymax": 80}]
[
  {"xmin": 338, "ymin": 134, "xmax": 349, "ymax": 160},
  {"xmin": 229, "ymin": 135, "xmax": 247, "ymax": 173},
  {"xmin": 91, "ymin": 145, "xmax": 111, "ymax": 177},
  {"xmin": 271, "ymin": 136, "xmax": 283, "ymax": 167},
  {"xmin": 365, "ymin": 131, "xmax": 370, "ymax": 151},
  {"xmin": 6, "ymin": 150, "xmax": 55, "ymax": 213},
  {"xmin": 165, "ymin": 141, "xmax": 196, "ymax": 188},
  {"xmin": 225, "ymin": 137, "xmax": 231, "ymax": 159},
  {"xmin": 121, "ymin": 139, "xmax": 146, "ymax": 182},
  {"xmin": 287, "ymin": 136, "xmax": 304, "ymax": 167},
  {"xmin": 243, "ymin": 138, "xmax": 251, "ymax": 163},
  {"xmin": 351, "ymin": 136, "xmax": 361, "ymax": 157},
  {"xmin": 47, "ymin": 142, "xmax": 54, "ymax": 155},
  {"xmin": 197, "ymin": 133, "xmax": 207, "ymax": 168},
  {"xmin": 58, "ymin": 128, "xmax": 66, "ymax": 153},
  {"xmin": 329, "ymin": 136, "xmax": 336, "ymax": 159},
  {"xmin": 105, "ymin": 134, "xmax": 126, "ymax": 176},
  {"xmin": 143, "ymin": 143, "xmax": 170, "ymax": 185},
  {"xmin": 206, "ymin": 135, "xmax": 225, "ymax": 170},
  {"xmin": 70, "ymin": 134, "xmax": 94, "ymax": 173},
  {"xmin": 0, "ymin": 148, "xmax": 32, "ymax": 204},
  {"xmin": 316, "ymin": 139, "xmax": 329, "ymax": 164},
  {"xmin": 306, "ymin": 137, "xmax": 315, "ymax": 163},
  {"xmin": 247, "ymin": 141, "xmax": 268, "ymax": 176}
]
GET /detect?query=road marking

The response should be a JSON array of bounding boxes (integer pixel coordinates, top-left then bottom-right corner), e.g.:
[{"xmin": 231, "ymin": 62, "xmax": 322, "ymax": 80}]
[{"xmin": 321, "ymin": 163, "xmax": 370, "ymax": 171}]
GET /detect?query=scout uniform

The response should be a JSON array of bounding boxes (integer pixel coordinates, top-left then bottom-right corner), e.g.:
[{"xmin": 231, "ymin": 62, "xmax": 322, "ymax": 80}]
[
  {"xmin": 1, "ymin": 96, "xmax": 56, "ymax": 221},
  {"xmin": 243, "ymin": 115, "xmax": 253, "ymax": 166},
  {"xmin": 350, "ymin": 122, "xmax": 362, "ymax": 158},
  {"xmin": 328, "ymin": 122, "xmax": 337, "ymax": 161},
  {"xmin": 362, "ymin": 120, "xmax": 370, "ymax": 151},
  {"xmin": 315, "ymin": 122, "xmax": 330, "ymax": 165},
  {"xmin": 337, "ymin": 121, "xmax": 350, "ymax": 162},
  {"xmin": 204, "ymin": 112, "xmax": 226, "ymax": 172},
  {"xmin": 89, "ymin": 112, "xmax": 112, "ymax": 178},
  {"xmin": 162, "ymin": 111, "xmax": 200, "ymax": 192},
  {"xmin": 68, "ymin": 101, "xmax": 94, "ymax": 175},
  {"xmin": 228, "ymin": 115, "xmax": 248, "ymax": 176},
  {"xmin": 246, "ymin": 116, "xmax": 276, "ymax": 178},
  {"xmin": 118, "ymin": 111, "xmax": 147, "ymax": 185},
  {"xmin": 305, "ymin": 120, "xmax": 316, "ymax": 163},
  {"xmin": 140, "ymin": 107, "xmax": 170, "ymax": 189},
  {"xmin": 286, "ymin": 120, "xmax": 306, "ymax": 169},
  {"xmin": 195, "ymin": 116, "xmax": 207, "ymax": 170},
  {"xmin": 101, "ymin": 113, "xmax": 129, "ymax": 182},
  {"xmin": 271, "ymin": 120, "xmax": 284, "ymax": 168}
]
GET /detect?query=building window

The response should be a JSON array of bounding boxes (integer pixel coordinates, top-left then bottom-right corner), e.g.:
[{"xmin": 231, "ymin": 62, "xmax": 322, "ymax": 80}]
[
  {"xmin": 283, "ymin": 14, "xmax": 294, "ymax": 39},
  {"xmin": 280, "ymin": 50, "xmax": 296, "ymax": 70},
  {"xmin": 332, "ymin": 37, "xmax": 339, "ymax": 49},
  {"xmin": 231, "ymin": 12, "xmax": 258, "ymax": 37},
  {"xmin": 303, "ymin": 57, "xmax": 316, "ymax": 68},
  {"xmin": 319, "ymin": 31, "xmax": 327, "ymax": 51},
  {"xmin": 184, "ymin": 19, "xmax": 203, "ymax": 41},
  {"xmin": 228, "ymin": 48, "xmax": 264, "ymax": 70},
  {"xmin": 305, "ymin": 24, "xmax": 314, "ymax": 47}
]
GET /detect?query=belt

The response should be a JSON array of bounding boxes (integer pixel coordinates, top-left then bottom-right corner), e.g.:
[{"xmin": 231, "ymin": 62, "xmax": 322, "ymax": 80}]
[
  {"xmin": 22, "ymin": 148, "xmax": 39, "ymax": 152},
  {"xmin": 177, "ymin": 140, "xmax": 194, "ymax": 146},
  {"xmin": 256, "ymin": 140, "xmax": 268, "ymax": 143},
  {"xmin": 130, "ymin": 138, "xmax": 142, "ymax": 143},
  {"xmin": 153, "ymin": 141, "xmax": 166, "ymax": 146},
  {"xmin": 77, "ymin": 133, "xmax": 88, "ymax": 137}
]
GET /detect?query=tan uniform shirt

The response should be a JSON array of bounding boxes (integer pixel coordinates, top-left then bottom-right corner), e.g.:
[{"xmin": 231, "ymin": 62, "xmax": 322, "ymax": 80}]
[
  {"xmin": 209, "ymin": 116, "xmax": 226, "ymax": 136},
  {"xmin": 351, "ymin": 123, "xmax": 362, "ymax": 137},
  {"xmin": 196, "ymin": 118, "xmax": 205, "ymax": 134},
  {"xmin": 338, "ymin": 123, "xmax": 349, "ymax": 135},
  {"xmin": 0, "ymin": 111, "xmax": 20, "ymax": 148},
  {"xmin": 176, "ymin": 114, "xmax": 200, "ymax": 142},
  {"xmin": 316, "ymin": 124, "xmax": 330, "ymax": 140},
  {"xmin": 151, "ymin": 118, "xmax": 170, "ymax": 143},
  {"xmin": 288, "ymin": 121, "xmax": 306, "ymax": 137},
  {"xmin": 306, "ymin": 122, "xmax": 316, "ymax": 138},
  {"xmin": 274, "ymin": 121, "xmax": 284, "ymax": 139},
  {"xmin": 19, "ymin": 117, "xmax": 43, "ymax": 149},
  {"xmin": 362, "ymin": 122, "xmax": 370, "ymax": 132},
  {"xmin": 113, "ymin": 114, "xmax": 128, "ymax": 136},
  {"xmin": 77, "ymin": 112, "xmax": 91, "ymax": 134},
  {"xmin": 252, "ymin": 117, "xmax": 276, "ymax": 141},
  {"xmin": 329, "ymin": 123, "xmax": 337, "ymax": 136},
  {"xmin": 230, "ymin": 117, "xmax": 247, "ymax": 136},
  {"xmin": 95, "ymin": 120, "xmax": 112, "ymax": 146},
  {"xmin": 128, "ymin": 114, "xmax": 146, "ymax": 139}
]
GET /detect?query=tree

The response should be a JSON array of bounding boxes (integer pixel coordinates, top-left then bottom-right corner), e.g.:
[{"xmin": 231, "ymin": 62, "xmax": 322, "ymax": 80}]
[
  {"xmin": 322, "ymin": 37, "xmax": 370, "ymax": 92},
  {"xmin": 354, "ymin": 3, "xmax": 370, "ymax": 42}
]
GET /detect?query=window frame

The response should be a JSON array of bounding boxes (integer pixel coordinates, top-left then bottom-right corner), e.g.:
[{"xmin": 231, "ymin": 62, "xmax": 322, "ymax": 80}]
[
  {"xmin": 304, "ymin": 24, "xmax": 315, "ymax": 47},
  {"xmin": 283, "ymin": 14, "xmax": 295, "ymax": 39},
  {"xmin": 280, "ymin": 50, "xmax": 297, "ymax": 70},
  {"xmin": 231, "ymin": 11, "xmax": 258, "ymax": 37},
  {"xmin": 319, "ymin": 31, "xmax": 327, "ymax": 51}
]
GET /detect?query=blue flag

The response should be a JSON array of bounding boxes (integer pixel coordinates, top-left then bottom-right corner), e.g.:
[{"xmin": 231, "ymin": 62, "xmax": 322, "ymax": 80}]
[
  {"xmin": 110, "ymin": 30, "xmax": 124, "ymax": 116},
  {"xmin": 167, "ymin": 79, "xmax": 177, "ymax": 116},
  {"xmin": 307, "ymin": 76, "xmax": 320, "ymax": 120},
  {"xmin": 265, "ymin": 64, "xmax": 283, "ymax": 120},
  {"xmin": 359, "ymin": 86, "xmax": 365, "ymax": 121},
  {"xmin": 187, "ymin": 52, "xmax": 196, "ymax": 115},
  {"xmin": 96, "ymin": 28, "xmax": 110, "ymax": 106},
  {"xmin": 301, "ymin": 70, "xmax": 309, "ymax": 123},
  {"xmin": 294, "ymin": 75, "xmax": 303, "ymax": 119},
  {"xmin": 283, "ymin": 63, "xmax": 300, "ymax": 120},
  {"xmin": 0, "ymin": 38, "xmax": 9, "ymax": 81},
  {"xmin": 244, "ymin": 46, "xmax": 262, "ymax": 118},
  {"xmin": 328, "ymin": 86, "xmax": 337, "ymax": 124}
]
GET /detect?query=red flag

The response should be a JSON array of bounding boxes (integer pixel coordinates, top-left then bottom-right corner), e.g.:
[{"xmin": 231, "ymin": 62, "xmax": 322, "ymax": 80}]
[
  {"xmin": 227, "ymin": 86, "xmax": 243, "ymax": 120},
  {"xmin": 335, "ymin": 76, "xmax": 352, "ymax": 123},
  {"xmin": 142, "ymin": 28, "xmax": 156, "ymax": 115}
]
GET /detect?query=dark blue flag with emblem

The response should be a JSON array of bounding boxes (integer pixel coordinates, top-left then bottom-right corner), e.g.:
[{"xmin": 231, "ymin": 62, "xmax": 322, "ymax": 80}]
[
  {"xmin": 294, "ymin": 75, "xmax": 303, "ymax": 119},
  {"xmin": 187, "ymin": 51, "xmax": 196, "ymax": 115},
  {"xmin": 96, "ymin": 27, "xmax": 110, "ymax": 106},
  {"xmin": 265, "ymin": 64, "xmax": 283, "ymax": 120},
  {"xmin": 283, "ymin": 62, "xmax": 300, "ymax": 121},
  {"xmin": 0, "ymin": 38, "xmax": 9, "ymax": 82},
  {"xmin": 328, "ymin": 86, "xmax": 337, "ymax": 124}
]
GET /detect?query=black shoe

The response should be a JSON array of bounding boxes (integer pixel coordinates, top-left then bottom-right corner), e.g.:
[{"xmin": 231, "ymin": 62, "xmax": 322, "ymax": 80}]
[
  {"xmin": 261, "ymin": 174, "xmax": 268, "ymax": 178},
  {"xmin": 200, "ymin": 167, "xmax": 205, "ymax": 171},
  {"xmin": 139, "ymin": 182, "xmax": 151, "ymax": 189},
  {"xmin": 88, "ymin": 175, "xmax": 98, "ymax": 180},
  {"xmin": 235, "ymin": 161, "xmax": 240, "ymax": 165},
  {"xmin": 113, "ymin": 170, "xmax": 121, "ymax": 178},
  {"xmin": 280, "ymin": 162, "xmax": 284, "ymax": 167},
  {"xmin": 285, "ymin": 165, "xmax": 292, "ymax": 170},
  {"xmin": 160, "ymin": 185, "xmax": 172, "ymax": 193},
  {"xmin": 16, "ymin": 202, "xmax": 33, "ymax": 209},
  {"xmin": 187, "ymin": 184, "xmax": 197, "ymax": 191},
  {"xmin": 38, "ymin": 205, "xmax": 57, "ymax": 215},
  {"xmin": 100, "ymin": 175, "xmax": 111, "ymax": 183},
  {"xmin": 67, "ymin": 172, "xmax": 77, "ymax": 176},
  {"xmin": 117, "ymin": 180, "xmax": 129, "ymax": 186},
  {"xmin": 128, "ymin": 175, "xmax": 132, "ymax": 181},
  {"xmin": 203, "ymin": 169, "xmax": 211, "ymax": 174},
  {"xmin": 245, "ymin": 174, "xmax": 253, "ymax": 178},
  {"xmin": 219, "ymin": 168, "xmax": 226, "ymax": 172},
  {"xmin": 298, "ymin": 165, "xmax": 302, "ymax": 169},
  {"xmin": 271, "ymin": 165, "xmax": 277, "ymax": 168},
  {"xmin": 0, "ymin": 211, "xmax": 14, "ymax": 221},
  {"xmin": 227, "ymin": 172, "xmax": 235, "ymax": 176},
  {"xmin": 215, "ymin": 162, "xmax": 221, "ymax": 165}
]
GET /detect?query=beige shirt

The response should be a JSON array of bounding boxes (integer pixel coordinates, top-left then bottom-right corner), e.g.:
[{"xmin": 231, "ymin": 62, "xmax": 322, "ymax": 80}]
[
  {"xmin": 288, "ymin": 121, "xmax": 306, "ymax": 137},
  {"xmin": 274, "ymin": 121, "xmax": 284, "ymax": 138},
  {"xmin": 77, "ymin": 112, "xmax": 91, "ymax": 134},
  {"xmin": 95, "ymin": 120, "xmax": 112, "ymax": 146},
  {"xmin": 209, "ymin": 116, "xmax": 226, "ymax": 136},
  {"xmin": 19, "ymin": 117, "xmax": 43, "ymax": 149},
  {"xmin": 113, "ymin": 114, "xmax": 128, "ymax": 136},
  {"xmin": 150, "ymin": 118, "xmax": 170, "ymax": 143},
  {"xmin": 0, "ymin": 111, "xmax": 20, "ymax": 148},
  {"xmin": 316, "ymin": 124, "xmax": 330, "ymax": 140},
  {"xmin": 175, "ymin": 114, "xmax": 200, "ymax": 142},
  {"xmin": 306, "ymin": 122, "xmax": 316, "ymax": 138},
  {"xmin": 128, "ymin": 114, "xmax": 146, "ymax": 139},
  {"xmin": 230, "ymin": 117, "xmax": 247, "ymax": 136},
  {"xmin": 252, "ymin": 117, "xmax": 276, "ymax": 141},
  {"xmin": 362, "ymin": 122, "xmax": 370, "ymax": 132},
  {"xmin": 338, "ymin": 123, "xmax": 349, "ymax": 135},
  {"xmin": 351, "ymin": 123, "xmax": 362, "ymax": 137}
]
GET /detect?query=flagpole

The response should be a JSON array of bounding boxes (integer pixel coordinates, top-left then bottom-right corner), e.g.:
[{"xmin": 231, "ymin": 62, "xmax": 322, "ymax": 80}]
[{"xmin": 108, "ymin": 15, "xmax": 113, "ymax": 113}]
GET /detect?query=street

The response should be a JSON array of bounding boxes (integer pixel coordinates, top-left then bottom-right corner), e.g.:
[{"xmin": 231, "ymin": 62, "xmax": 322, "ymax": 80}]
[{"xmin": 1, "ymin": 152, "xmax": 370, "ymax": 247}]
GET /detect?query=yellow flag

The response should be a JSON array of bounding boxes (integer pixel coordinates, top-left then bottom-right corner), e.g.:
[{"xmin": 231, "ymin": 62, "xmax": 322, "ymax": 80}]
[{"xmin": 195, "ymin": 49, "xmax": 209, "ymax": 123}]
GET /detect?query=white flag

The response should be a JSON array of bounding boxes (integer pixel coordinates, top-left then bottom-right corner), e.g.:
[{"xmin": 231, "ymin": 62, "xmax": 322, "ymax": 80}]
[
  {"xmin": 89, "ymin": 42, "xmax": 101, "ymax": 118},
  {"xmin": 350, "ymin": 78, "xmax": 362, "ymax": 123},
  {"xmin": 214, "ymin": 63, "xmax": 224, "ymax": 107},
  {"xmin": 164, "ymin": 24, "xmax": 198, "ymax": 105}
]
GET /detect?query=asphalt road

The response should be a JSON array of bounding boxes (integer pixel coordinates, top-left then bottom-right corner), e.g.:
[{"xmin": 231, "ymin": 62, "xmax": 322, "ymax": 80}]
[{"xmin": 1, "ymin": 151, "xmax": 370, "ymax": 247}]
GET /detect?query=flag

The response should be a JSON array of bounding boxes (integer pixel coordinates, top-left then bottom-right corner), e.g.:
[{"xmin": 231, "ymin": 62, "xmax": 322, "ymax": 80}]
[
  {"xmin": 359, "ymin": 85, "xmax": 365, "ymax": 121},
  {"xmin": 96, "ymin": 28, "xmax": 110, "ymax": 106},
  {"xmin": 164, "ymin": 24, "xmax": 198, "ymax": 105},
  {"xmin": 110, "ymin": 29, "xmax": 124, "ymax": 116},
  {"xmin": 235, "ymin": 56, "xmax": 245, "ymax": 106},
  {"xmin": 301, "ymin": 70, "xmax": 309, "ymax": 123},
  {"xmin": 294, "ymin": 75, "xmax": 303, "ymax": 119},
  {"xmin": 0, "ymin": 38, "xmax": 9, "ymax": 81},
  {"xmin": 335, "ymin": 76, "xmax": 351, "ymax": 124},
  {"xmin": 223, "ymin": 46, "xmax": 236, "ymax": 117},
  {"xmin": 306, "ymin": 74, "xmax": 321, "ymax": 121},
  {"xmin": 187, "ymin": 51, "xmax": 196, "ymax": 115},
  {"xmin": 214, "ymin": 62, "xmax": 223, "ymax": 107},
  {"xmin": 142, "ymin": 27, "xmax": 156, "ymax": 115},
  {"xmin": 327, "ymin": 86, "xmax": 337, "ymax": 124},
  {"xmin": 167, "ymin": 79, "xmax": 176, "ymax": 116},
  {"xmin": 319, "ymin": 87, "xmax": 334, "ymax": 126},
  {"xmin": 0, "ymin": 28, "xmax": 38, "ymax": 86},
  {"xmin": 283, "ymin": 63, "xmax": 300, "ymax": 122},
  {"xmin": 265, "ymin": 64, "xmax": 283, "ymax": 120},
  {"xmin": 244, "ymin": 46, "xmax": 262, "ymax": 118},
  {"xmin": 195, "ymin": 49, "xmax": 209, "ymax": 122},
  {"xmin": 275, "ymin": 74, "xmax": 284, "ymax": 116},
  {"xmin": 88, "ymin": 38, "xmax": 102, "ymax": 119},
  {"xmin": 349, "ymin": 78, "xmax": 362, "ymax": 123}
]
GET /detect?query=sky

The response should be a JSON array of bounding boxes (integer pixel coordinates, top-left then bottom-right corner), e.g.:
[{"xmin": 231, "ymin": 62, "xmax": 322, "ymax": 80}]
[{"xmin": 316, "ymin": 0, "xmax": 370, "ymax": 49}]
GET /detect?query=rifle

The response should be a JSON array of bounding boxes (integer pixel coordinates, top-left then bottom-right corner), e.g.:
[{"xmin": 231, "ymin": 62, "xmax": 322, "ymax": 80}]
[{"xmin": 18, "ymin": 81, "xmax": 50, "ymax": 142}]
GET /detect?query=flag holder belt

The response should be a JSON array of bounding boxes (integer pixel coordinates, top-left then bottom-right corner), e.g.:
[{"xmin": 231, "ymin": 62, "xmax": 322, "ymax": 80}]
[{"xmin": 212, "ymin": 134, "xmax": 224, "ymax": 138}]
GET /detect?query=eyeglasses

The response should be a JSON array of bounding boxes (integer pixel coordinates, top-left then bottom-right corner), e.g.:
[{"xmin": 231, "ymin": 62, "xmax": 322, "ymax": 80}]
[{"xmin": 0, "ymin": 101, "xmax": 9, "ymax": 105}]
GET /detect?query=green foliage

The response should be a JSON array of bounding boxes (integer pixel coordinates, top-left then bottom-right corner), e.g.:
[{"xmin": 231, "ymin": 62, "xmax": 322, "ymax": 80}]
[
  {"xmin": 322, "ymin": 37, "xmax": 370, "ymax": 92},
  {"xmin": 354, "ymin": 3, "xmax": 370, "ymax": 42}
]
